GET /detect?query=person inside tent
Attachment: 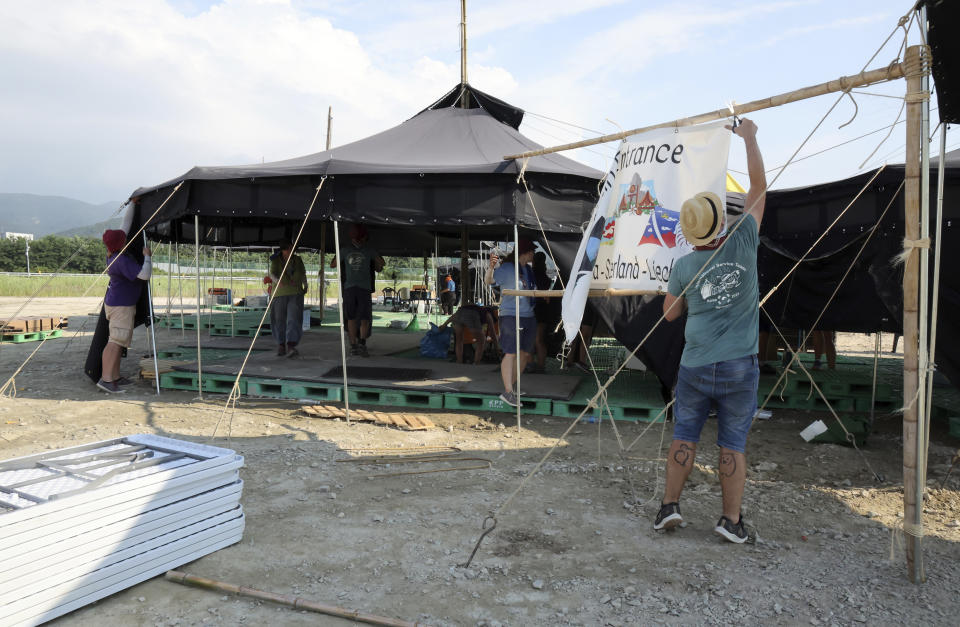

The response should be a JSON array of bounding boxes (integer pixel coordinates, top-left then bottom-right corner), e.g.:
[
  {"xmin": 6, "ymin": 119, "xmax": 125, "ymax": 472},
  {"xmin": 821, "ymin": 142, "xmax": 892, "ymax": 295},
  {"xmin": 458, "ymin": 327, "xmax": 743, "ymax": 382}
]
[
  {"xmin": 266, "ymin": 238, "xmax": 308, "ymax": 358},
  {"xmin": 97, "ymin": 229, "xmax": 151, "ymax": 394},
  {"xmin": 440, "ymin": 274, "xmax": 457, "ymax": 315},
  {"xmin": 331, "ymin": 224, "xmax": 384, "ymax": 357},
  {"xmin": 485, "ymin": 238, "xmax": 536, "ymax": 407},
  {"xmin": 656, "ymin": 118, "xmax": 766, "ymax": 544}
]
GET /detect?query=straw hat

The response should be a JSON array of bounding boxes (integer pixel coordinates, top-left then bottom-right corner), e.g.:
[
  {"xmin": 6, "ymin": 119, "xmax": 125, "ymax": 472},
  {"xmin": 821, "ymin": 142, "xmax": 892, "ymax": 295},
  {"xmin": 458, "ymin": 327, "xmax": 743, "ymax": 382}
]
[{"xmin": 679, "ymin": 192, "xmax": 725, "ymax": 246}]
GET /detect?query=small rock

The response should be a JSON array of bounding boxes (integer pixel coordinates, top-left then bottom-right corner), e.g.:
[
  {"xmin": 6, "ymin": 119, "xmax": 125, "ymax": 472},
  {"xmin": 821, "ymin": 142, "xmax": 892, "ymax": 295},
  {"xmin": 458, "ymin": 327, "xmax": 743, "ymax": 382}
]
[
  {"xmin": 137, "ymin": 597, "xmax": 145, "ymax": 602},
  {"xmin": 373, "ymin": 515, "xmax": 384, "ymax": 523},
  {"xmin": 947, "ymin": 520, "xmax": 960, "ymax": 528},
  {"xmin": 532, "ymin": 579, "xmax": 544, "ymax": 590},
  {"xmin": 317, "ymin": 485, "xmax": 331, "ymax": 493},
  {"xmin": 402, "ymin": 488, "xmax": 412, "ymax": 494},
  {"xmin": 545, "ymin": 508, "xmax": 555, "ymax": 515}
]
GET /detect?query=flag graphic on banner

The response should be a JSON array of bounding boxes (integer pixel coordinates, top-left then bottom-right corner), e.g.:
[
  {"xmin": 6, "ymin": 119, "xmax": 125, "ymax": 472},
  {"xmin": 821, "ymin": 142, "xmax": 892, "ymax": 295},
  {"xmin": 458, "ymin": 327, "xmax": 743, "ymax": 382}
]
[{"xmin": 561, "ymin": 121, "xmax": 731, "ymax": 342}]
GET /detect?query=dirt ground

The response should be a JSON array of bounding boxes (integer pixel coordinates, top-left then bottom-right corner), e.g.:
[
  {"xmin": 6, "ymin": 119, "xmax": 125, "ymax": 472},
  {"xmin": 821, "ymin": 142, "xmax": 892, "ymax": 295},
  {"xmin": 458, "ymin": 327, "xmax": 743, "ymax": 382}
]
[{"xmin": 2, "ymin": 297, "xmax": 960, "ymax": 626}]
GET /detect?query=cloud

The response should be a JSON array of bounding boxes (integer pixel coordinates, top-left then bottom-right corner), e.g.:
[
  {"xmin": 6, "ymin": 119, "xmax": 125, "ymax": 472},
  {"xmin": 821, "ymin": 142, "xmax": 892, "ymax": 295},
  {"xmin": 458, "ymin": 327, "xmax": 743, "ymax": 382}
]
[{"xmin": 0, "ymin": 0, "xmax": 517, "ymax": 202}]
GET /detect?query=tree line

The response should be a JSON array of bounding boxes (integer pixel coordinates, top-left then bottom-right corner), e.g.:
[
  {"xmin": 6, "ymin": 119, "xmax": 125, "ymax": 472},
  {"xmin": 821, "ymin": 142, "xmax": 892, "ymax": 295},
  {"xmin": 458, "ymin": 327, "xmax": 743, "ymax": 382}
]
[
  {"xmin": 0, "ymin": 235, "xmax": 107, "ymax": 273},
  {"xmin": 0, "ymin": 234, "xmax": 447, "ymax": 276}
]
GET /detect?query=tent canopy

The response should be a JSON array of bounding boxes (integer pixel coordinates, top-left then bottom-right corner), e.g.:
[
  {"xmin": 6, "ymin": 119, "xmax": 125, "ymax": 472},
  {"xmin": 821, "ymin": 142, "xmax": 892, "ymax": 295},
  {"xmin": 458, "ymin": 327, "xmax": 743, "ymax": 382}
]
[{"xmin": 131, "ymin": 84, "xmax": 602, "ymax": 254}]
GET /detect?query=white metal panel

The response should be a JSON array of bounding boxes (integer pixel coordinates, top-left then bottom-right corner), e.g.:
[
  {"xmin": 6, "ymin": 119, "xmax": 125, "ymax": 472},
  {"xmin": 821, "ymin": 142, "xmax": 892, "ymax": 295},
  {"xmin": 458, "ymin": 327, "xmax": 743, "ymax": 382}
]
[
  {"xmin": 5, "ymin": 519, "xmax": 245, "ymax": 626},
  {"xmin": 0, "ymin": 506, "xmax": 244, "ymax": 605},
  {"xmin": 0, "ymin": 465, "xmax": 240, "ymax": 547},
  {"xmin": 0, "ymin": 482, "xmax": 243, "ymax": 583}
]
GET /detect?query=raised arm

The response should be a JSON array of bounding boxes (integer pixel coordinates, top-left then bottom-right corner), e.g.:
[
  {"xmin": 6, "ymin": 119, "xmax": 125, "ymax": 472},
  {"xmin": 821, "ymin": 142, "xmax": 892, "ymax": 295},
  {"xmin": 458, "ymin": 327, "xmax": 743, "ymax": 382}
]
[{"xmin": 726, "ymin": 118, "xmax": 766, "ymax": 228}]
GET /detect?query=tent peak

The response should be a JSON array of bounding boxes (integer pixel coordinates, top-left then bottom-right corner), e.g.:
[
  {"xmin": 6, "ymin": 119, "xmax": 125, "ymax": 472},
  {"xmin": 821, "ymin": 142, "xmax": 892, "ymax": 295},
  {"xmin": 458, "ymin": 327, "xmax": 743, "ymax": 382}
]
[{"xmin": 417, "ymin": 83, "xmax": 524, "ymax": 130}]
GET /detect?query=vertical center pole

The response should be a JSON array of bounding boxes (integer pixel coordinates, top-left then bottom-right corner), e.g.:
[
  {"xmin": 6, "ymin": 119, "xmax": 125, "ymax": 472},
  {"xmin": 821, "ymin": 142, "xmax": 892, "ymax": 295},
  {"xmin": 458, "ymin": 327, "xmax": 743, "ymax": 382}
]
[
  {"xmin": 319, "ymin": 222, "xmax": 327, "ymax": 317},
  {"xmin": 194, "ymin": 215, "xmax": 203, "ymax": 400},
  {"xmin": 175, "ymin": 238, "xmax": 185, "ymax": 336},
  {"xmin": 433, "ymin": 234, "xmax": 439, "ymax": 326},
  {"xmin": 460, "ymin": 0, "xmax": 468, "ymax": 88},
  {"xmin": 461, "ymin": 227, "xmax": 469, "ymax": 306},
  {"xmin": 902, "ymin": 44, "xmax": 924, "ymax": 583},
  {"xmin": 514, "ymin": 224, "xmax": 521, "ymax": 432},
  {"xmin": 143, "ymin": 233, "xmax": 161, "ymax": 395},
  {"xmin": 333, "ymin": 220, "xmax": 350, "ymax": 422}
]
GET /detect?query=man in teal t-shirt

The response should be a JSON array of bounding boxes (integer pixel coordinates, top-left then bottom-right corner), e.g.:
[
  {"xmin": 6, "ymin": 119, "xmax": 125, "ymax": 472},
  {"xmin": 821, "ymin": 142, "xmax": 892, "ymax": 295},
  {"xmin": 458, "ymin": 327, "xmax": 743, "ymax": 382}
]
[
  {"xmin": 333, "ymin": 224, "xmax": 384, "ymax": 357},
  {"xmin": 654, "ymin": 118, "xmax": 766, "ymax": 545}
]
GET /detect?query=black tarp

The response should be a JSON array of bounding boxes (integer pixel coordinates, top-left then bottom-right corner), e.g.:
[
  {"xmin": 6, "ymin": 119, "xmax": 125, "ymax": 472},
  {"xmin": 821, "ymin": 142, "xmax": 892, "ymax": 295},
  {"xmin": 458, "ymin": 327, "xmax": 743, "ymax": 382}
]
[{"xmin": 757, "ymin": 148, "xmax": 960, "ymax": 388}]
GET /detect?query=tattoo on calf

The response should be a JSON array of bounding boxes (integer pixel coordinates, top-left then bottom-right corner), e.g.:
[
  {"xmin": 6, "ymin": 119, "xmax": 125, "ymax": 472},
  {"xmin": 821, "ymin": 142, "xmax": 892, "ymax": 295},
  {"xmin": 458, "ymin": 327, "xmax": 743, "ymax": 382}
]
[
  {"xmin": 673, "ymin": 443, "xmax": 694, "ymax": 467},
  {"xmin": 719, "ymin": 453, "xmax": 737, "ymax": 478}
]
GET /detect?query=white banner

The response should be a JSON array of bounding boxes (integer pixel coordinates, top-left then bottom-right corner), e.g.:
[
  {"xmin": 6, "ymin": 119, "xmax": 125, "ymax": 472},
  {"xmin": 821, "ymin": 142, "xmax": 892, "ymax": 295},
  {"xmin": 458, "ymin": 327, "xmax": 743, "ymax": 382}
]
[{"xmin": 561, "ymin": 121, "xmax": 731, "ymax": 341}]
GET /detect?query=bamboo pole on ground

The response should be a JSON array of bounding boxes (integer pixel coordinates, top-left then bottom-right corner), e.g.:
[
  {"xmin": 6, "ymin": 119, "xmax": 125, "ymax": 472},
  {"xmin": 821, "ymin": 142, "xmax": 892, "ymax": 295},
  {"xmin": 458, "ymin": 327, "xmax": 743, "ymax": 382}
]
[
  {"xmin": 505, "ymin": 60, "xmax": 905, "ymax": 161},
  {"xmin": 165, "ymin": 571, "xmax": 418, "ymax": 627},
  {"xmin": 902, "ymin": 44, "xmax": 926, "ymax": 583}
]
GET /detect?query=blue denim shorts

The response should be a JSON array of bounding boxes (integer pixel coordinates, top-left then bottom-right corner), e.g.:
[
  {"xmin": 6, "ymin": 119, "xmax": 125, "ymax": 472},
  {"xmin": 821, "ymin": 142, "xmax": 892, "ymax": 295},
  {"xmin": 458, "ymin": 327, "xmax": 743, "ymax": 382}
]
[
  {"xmin": 499, "ymin": 316, "xmax": 536, "ymax": 354},
  {"xmin": 673, "ymin": 354, "xmax": 759, "ymax": 453}
]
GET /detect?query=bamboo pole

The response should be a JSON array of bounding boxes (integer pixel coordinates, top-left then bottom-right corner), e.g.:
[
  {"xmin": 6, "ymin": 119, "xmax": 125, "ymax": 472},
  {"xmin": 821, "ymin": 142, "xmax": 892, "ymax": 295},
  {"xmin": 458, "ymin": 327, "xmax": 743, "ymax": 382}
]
[
  {"xmin": 502, "ymin": 288, "xmax": 661, "ymax": 297},
  {"xmin": 165, "ymin": 571, "xmax": 418, "ymax": 627},
  {"xmin": 902, "ymin": 44, "xmax": 926, "ymax": 583},
  {"xmin": 505, "ymin": 60, "xmax": 905, "ymax": 160}
]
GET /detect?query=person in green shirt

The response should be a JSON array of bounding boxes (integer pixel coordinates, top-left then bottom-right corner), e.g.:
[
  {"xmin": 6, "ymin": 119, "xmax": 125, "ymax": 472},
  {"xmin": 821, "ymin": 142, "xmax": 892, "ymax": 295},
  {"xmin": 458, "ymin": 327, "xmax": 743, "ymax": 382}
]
[
  {"xmin": 267, "ymin": 238, "xmax": 308, "ymax": 357},
  {"xmin": 330, "ymin": 224, "xmax": 384, "ymax": 357},
  {"xmin": 655, "ymin": 118, "xmax": 766, "ymax": 544}
]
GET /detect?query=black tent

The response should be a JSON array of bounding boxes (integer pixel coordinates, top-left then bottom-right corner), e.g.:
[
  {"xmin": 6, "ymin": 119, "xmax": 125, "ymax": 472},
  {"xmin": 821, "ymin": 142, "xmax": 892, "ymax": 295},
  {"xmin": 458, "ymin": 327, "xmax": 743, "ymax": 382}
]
[
  {"xmin": 86, "ymin": 85, "xmax": 603, "ymax": 382},
  {"xmin": 130, "ymin": 84, "xmax": 601, "ymax": 254},
  {"xmin": 757, "ymin": 148, "xmax": 960, "ymax": 388}
]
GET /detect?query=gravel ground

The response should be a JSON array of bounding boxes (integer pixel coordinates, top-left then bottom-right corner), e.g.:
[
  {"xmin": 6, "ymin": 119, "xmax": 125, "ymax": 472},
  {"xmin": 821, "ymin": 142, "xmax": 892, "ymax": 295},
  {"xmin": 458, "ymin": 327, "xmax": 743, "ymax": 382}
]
[{"xmin": 0, "ymin": 297, "xmax": 958, "ymax": 626}]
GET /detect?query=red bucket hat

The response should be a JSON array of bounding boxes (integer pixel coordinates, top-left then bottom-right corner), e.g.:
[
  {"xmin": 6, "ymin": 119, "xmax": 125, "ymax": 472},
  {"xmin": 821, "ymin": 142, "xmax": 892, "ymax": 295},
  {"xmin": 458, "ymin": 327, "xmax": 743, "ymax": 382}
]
[{"xmin": 102, "ymin": 229, "xmax": 127, "ymax": 254}]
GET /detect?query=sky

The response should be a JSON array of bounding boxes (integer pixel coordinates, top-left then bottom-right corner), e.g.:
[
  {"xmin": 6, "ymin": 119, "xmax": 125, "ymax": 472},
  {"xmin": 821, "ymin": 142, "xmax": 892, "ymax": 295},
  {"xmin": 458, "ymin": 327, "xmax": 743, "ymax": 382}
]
[{"xmin": 0, "ymin": 0, "xmax": 948, "ymax": 207}]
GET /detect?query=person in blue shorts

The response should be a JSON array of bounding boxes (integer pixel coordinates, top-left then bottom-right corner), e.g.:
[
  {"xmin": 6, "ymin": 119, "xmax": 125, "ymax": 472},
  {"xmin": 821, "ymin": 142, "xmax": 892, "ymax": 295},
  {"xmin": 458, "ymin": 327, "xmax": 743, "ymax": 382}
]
[
  {"xmin": 655, "ymin": 118, "xmax": 766, "ymax": 544},
  {"xmin": 485, "ymin": 238, "xmax": 536, "ymax": 407}
]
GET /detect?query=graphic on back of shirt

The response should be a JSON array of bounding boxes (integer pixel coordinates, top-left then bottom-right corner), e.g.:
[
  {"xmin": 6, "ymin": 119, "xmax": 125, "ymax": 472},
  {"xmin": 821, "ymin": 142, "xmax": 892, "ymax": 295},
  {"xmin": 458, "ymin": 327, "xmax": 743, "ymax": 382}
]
[
  {"xmin": 695, "ymin": 261, "xmax": 746, "ymax": 309},
  {"xmin": 346, "ymin": 250, "xmax": 367, "ymax": 274}
]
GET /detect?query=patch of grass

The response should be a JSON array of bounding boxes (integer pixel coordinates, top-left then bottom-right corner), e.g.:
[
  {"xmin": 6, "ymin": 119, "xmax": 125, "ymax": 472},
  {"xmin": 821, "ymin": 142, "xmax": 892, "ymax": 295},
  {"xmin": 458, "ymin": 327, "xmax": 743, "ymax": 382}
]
[{"xmin": 0, "ymin": 274, "xmax": 109, "ymax": 298}]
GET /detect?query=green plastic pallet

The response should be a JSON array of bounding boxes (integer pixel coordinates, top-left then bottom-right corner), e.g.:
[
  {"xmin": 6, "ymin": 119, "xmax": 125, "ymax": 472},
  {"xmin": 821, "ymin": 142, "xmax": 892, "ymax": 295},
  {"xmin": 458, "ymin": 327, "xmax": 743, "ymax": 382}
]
[
  {"xmin": 282, "ymin": 381, "xmax": 343, "ymax": 401},
  {"xmin": 0, "ymin": 329, "xmax": 62, "ymax": 343},
  {"xmin": 443, "ymin": 392, "xmax": 553, "ymax": 415},
  {"xmin": 347, "ymin": 386, "xmax": 442, "ymax": 409}
]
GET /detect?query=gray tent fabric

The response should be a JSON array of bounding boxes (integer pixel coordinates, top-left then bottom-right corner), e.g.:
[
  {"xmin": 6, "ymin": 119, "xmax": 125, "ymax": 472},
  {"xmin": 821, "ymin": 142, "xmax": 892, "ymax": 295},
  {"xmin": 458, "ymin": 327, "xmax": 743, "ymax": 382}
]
[
  {"xmin": 131, "ymin": 86, "xmax": 602, "ymax": 244},
  {"xmin": 418, "ymin": 82, "xmax": 526, "ymax": 129}
]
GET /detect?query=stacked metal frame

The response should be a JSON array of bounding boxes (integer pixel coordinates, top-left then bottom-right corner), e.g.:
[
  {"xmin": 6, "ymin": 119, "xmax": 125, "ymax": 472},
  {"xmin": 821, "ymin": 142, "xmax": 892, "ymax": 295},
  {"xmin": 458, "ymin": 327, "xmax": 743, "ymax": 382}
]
[{"xmin": 0, "ymin": 434, "xmax": 244, "ymax": 626}]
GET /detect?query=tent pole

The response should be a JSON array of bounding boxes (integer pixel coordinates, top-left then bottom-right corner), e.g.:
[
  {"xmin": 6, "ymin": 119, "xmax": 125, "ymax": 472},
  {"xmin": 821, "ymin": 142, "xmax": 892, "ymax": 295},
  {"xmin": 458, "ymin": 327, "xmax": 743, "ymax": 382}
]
[
  {"xmin": 902, "ymin": 44, "xmax": 926, "ymax": 583},
  {"xmin": 144, "ymin": 233, "xmax": 161, "ymax": 395},
  {"xmin": 195, "ymin": 215, "xmax": 203, "ymax": 400},
  {"xmin": 917, "ymin": 9, "xmax": 933, "ymax": 578},
  {"xmin": 869, "ymin": 332, "xmax": 880, "ymax": 428},
  {"xmin": 514, "ymin": 224, "xmax": 521, "ymax": 432},
  {"xmin": 229, "ymin": 239, "xmax": 235, "ymax": 337},
  {"xmin": 433, "ymin": 234, "xmax": 438, "ymax": 326},
  {"xmin": 461, "ymin": 227, "xmax": 469, "ymax": 306},
  {"xmin": 333, "ymin": 220, "xmax": 350, "ymax": 422},
  {"xmin": 176, "ymin": 237, "xmax": 185, "ymax": 336},
  {"xmin": 924, "ymin": 125, "xmax": 949, "ymax": 481},
  {"xmin": 319, "ymin": 222, "xmax": 327, "ymax": 316},
  {"xmin": 165, "ymin": 241, "xmax": 173, "ymax": 324}
]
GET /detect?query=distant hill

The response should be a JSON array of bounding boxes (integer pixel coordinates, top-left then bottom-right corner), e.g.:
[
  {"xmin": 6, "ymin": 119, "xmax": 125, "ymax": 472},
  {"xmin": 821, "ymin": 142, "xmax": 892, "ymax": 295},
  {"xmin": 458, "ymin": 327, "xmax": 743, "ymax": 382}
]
[
  {"xmin": 55, "ymin": 217, "xmax": 125, "ymax": 238},
  {"xmin": 0, "ymin": 193, "xmax": 124, "ymax": 238}
]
